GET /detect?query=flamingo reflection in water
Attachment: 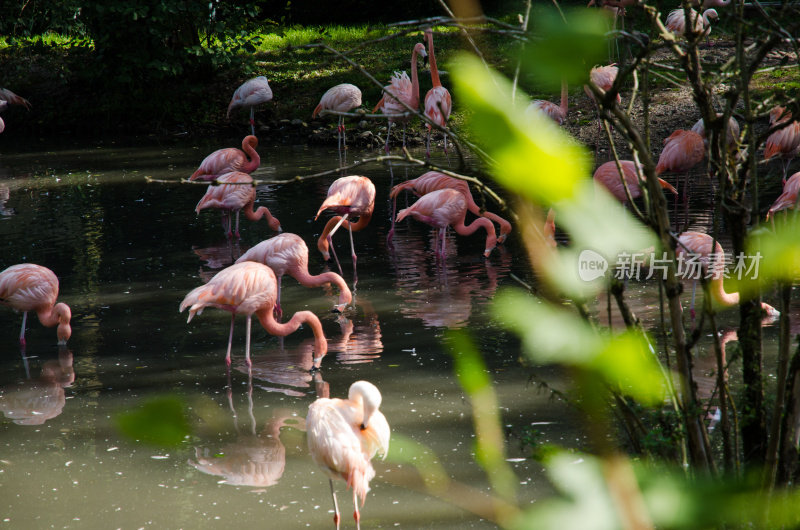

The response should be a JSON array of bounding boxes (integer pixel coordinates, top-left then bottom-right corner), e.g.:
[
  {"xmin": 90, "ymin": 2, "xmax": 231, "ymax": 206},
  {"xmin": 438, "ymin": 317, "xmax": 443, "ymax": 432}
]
[
  {"xmin": 390, "ymin": 229, "xmax": 509, "ymax": 328},
  {"xmin": 189, "ymin": 371, "xmax": 304, "ymax": 488},
  {"xmin": 192, "ymin": 241, "xmax": 244, "ymax": 283},
  {"xmin": 236, "ymin": 311, "xmax": 382, "ymax": 397},
  {"xmin": 0, "ymin": 184, "xmax": 15, "ymax": 217},
  {"xmin": 0, "ymin": 349, "xmax": 74, "ymax": 425}
]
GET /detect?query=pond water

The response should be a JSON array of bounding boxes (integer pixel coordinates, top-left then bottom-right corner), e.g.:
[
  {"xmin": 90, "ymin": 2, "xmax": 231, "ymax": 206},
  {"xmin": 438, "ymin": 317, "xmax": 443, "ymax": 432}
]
[{"xmin": 0, "ymin": 136, "xmax": 788, "ymax": 528}]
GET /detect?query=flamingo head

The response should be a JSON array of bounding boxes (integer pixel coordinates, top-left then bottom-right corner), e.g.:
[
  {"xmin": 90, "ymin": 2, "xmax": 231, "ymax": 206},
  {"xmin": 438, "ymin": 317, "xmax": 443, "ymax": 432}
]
[
  {"xmin": 54, "ymin": 303, "xmax": 72, "ymax": 345},
  {"xmin": 704, "ymin": 8, "xmax": 718, "ymax": 21}
]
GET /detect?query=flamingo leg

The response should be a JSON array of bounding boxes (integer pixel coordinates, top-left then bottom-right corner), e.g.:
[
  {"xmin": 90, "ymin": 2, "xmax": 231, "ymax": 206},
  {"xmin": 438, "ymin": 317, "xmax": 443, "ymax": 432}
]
[
  {"xmin": 329, "ymin": 479, "xmax": 341, "ymax": 530},
  {"xmin": 348, "ymin": 222, "xmax": 358, "ymax": 286},
  {"xmin": 353, "ymin": 489, "xmax": 361, "ymax": 530},
  {"xmin": 234, "ymin": 210, "xmax": 241, "ymax": 239},
  {"xmin": 690, "ymin": 280, "xmax": 697, "ymax": 322},
  {"xmin": 782, "ymin": 159, "xmax": 790, "ymax": 186},
  {"xmin": 384, "ymin": 122, "xmax": 394, "ymax": 153},
  {"xmin": 328, "ymin": 235, "xmax": 344, "ymax": 276},
  {"xmin": 18, "ymin": 311, "xmax": 27, "ymax": 346},
  {"xmin": 401, "ymin": 124, "xmax": 407, "ymax": 150},
  {"xmin": 225, "ymin": 313, "xmax": 235, "ymax": 367},
  {"xmin": 244, "ymin": 315, "xmax": 252, "ymax": 367},
  {"xmin": 249, "ymin": 107, "xmax": 255, "ymax": 136},
  {"xmin": 426, "ymin": 127, "xmax": 431, "ymax": 159},
  {"xmin": 275, "ymin": 277, "xmax": 283, "ymax": 320}
]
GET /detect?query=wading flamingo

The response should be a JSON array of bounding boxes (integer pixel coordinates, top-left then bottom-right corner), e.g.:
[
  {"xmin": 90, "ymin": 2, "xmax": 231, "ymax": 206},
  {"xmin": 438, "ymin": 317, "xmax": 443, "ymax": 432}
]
[
  {"xmin": 388, "ymin": 171, "xmax": 512, "ymax": 243},
  {"xmin": 228, "ymin": 76, "xmax": 273, "ymax": 136},
  {"xmin": 655, "ymin": 129, "xmax": 705, "ymax": 223},
  {"xmin": 179, "ymin": 261, "xmax": 328, "ymax": 368},
  {"xmin": 526, "ymin": 80, "xmax": 569, "ymax": 125},
  {"xmin": 593, "ymin": 160, "xmax": 677, "ymax": 203},
  {"xmin": 766, "ymin": 171, "xmax": 800, "ymax": 221},
  {"xmin": 373, "ymin": 43, "xmax": 427, "ymax": 152},
  {"xmin": 190, "ymin": 136, "xmax": 260, "ymax": 181},
  {"xmin": 0, "ymin": 88, "xmax": 31, "ymax": 134},
  {"xmin": 395, "ymin": 188, "xmax": 497, "ymax": 258},
  {"xmin": 195, "ymin": 171, "xmax": 281, "ymax": 239},
  {"xmin": 676, "ymin": 231, "xmax": 779, "ymax": 318},
  {"xmin": 423, "ymin": 28, "xmax": 452, "ymax": 158},
  {"xmin": 315, "ymin": 176, "xmax": 375, "ymax": 283},
  {"xmin": 764, "ymin": 106, "xmax": 800, "ymax": 185},
  {"xmin": 307, "ymin": 380, "xmax": 390, "ymax": 530},
  {"xmin": 691, "ymin": 115, "xmax": 740, "ymax": 150},
  {"xmin": 313, "ymin": 84, "xmax": 362, "ymax": 151},
  {"xmin": 236, "ymin": 233, "xmax": 352, "ymax": 315},
  {"xmin": 0, "ymin": 264, "xmax": 72, "ymax": 346},
  {"xmin": 665, "ymin": 8, "xmax": 718, "ymax": 42}
]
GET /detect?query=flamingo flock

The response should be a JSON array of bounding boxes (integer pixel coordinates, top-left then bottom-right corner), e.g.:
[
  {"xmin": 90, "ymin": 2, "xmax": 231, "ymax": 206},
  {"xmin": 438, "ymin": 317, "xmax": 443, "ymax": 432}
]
[{"xmin": 4, "ymin": 15, "xmax": 797, "ymax": 528}]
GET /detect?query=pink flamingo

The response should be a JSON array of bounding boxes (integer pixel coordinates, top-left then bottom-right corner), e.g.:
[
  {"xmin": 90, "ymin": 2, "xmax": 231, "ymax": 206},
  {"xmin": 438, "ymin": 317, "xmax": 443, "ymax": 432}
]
[
  {"xmin": 423, "ymin": 28, "xmax": 452, "ymax": 158},
  {"xmin": 677, "ymin": 231, "xmax": 779, "ymax": 318},
  {"xmin": 766, "ymin": 171, "xmax": 800, "ymax": 221},
  {"xmin": 526, "ymin": 80, "xmax": 569, "ymax": 125},
  {"xmin": 373, "ymin": 43, "xmax": 427, "ymax": 152},
  {"xmin": 236, "ymin": 233, "xmax": 352, "ymax": 315},
  {"xmin": 189, "ymin": 136, "xmax": 260, "ymax": 181},
  {"xmin": 594, "ymin": 160, "xmax": 677, "ymax": 203},
  {"xmin": 0, "ymin": 264, "xmax": 72, "ymax": 346},
  {"xmin": 227, "ymin": 76, "xmax": 273, "ymax": 136},
  {"xmin": 655, "ymin": 129, "xmax": 705, "ymax": 216},
  {"xmin": 388, "ymin": 171, "xmax": 512, "ymax": 243},
  {"xmin": 179, "ymin": 261, "xmax": 328, "ymax": 368},
  {"xmin": 764, "ymin": 106, "xmax": 800, "ymax": 185},
  {"xmin": 395, "ymin": 188, "xmax": 498, "ymax": 258},
  {"xmin": 665, "ymin": 8, "xmax": 718, "ymax": 41},
  {"xmin": 0, "ymin": 88, "xmax": 31, "ymax": 134},
  {"xmin": 544, "ymin": 209, "xmax": 557, "ymax": 248},
  {"xmin": 312, "ymin": 84, "xmax": 362, "ymax": 151},
  {"xmin": 315, "ymin": 176, "xmax": 375, "ymax": 282},
  {"xmin": 195, "ymin": 171, "xmax": 281, "ymax": 239},
  {"xmin": 691, "ymin": 115, "xmax": 740, "ymax": 150},
  {"xmin": 307, "ymin": 380, "xmax": 390, "ymax": 530},
  {"xmin": 584, "ymin": 64, "xmax": 620, "ymax": 144}
]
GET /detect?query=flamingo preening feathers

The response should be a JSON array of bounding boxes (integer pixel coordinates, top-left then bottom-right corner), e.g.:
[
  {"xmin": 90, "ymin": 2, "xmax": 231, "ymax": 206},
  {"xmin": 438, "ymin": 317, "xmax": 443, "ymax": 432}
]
[
  {"xmin": 307, "ymin": 380, "xmax": 390, "ymax": 530},
  {"xmin": 373, "ymin": 43, "xmax": 427, "ymax": 152}
]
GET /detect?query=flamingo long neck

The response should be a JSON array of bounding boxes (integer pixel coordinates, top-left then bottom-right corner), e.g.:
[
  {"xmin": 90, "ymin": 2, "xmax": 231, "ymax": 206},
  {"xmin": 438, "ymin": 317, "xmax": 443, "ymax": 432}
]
[
  {"xmin": 37, "ymin": 302, "xmax": 72, "ymax": 344},
  {"xmin": 411, "ymin": 46, "xmax": 422, "ymax": 108},
  {"xmin": 461, "ymin": 193, "xmax": 512, "ymax": 240},
  {"xmin": 453, "ymin": 215, "xmax": 497, "ymax": 253},
  {"xmin": 244, "ymin": 204, "xmax": 281, "ymax": 231},
  {"xmin": 291, "ymin": 268, "xmax": 353, "ymax": 307},
  {"xmin": 709, "ymin": 276, "xmax": 740, "ymax": 308},
  {"xmin": 256, "ymin": 309, "xmax": 328, "ymax": 366},
  {"xmin": 241, "ymin": 137, "xmax": 260, "ymax": 173},
  {"xmin": 426, "ymin": 32, "xmax": 442, "ymax": 89},
  {"xmin": 316, "ymin": 212, "xmax": 373, "ymax": 256},
  {"xmin": 559, "ymin": 79, "xmax": 568, "ymax": 116}
]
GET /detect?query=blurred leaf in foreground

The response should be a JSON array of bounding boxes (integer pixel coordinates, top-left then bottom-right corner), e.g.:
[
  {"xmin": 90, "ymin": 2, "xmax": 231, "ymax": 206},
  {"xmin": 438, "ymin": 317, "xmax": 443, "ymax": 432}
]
[
  {"xmin": 492, "ymin": 289, "xmax": 665, "ymax": 406},
  {"xmin": 746, "ymin": 218, "xmax": 800, "ymax": 287},
  {"xmin": 116, "ymin": 395, "xmax": 192, "ymax": 447}
]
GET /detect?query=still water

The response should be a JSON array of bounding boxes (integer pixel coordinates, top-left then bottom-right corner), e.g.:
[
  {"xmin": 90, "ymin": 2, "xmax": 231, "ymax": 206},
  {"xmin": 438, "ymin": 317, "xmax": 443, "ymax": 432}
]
[
  {"xmin": 0, "ymin": 136, "xmax": 787, "ymax": 528},
  {"xmin": 0, "ymin": 137, "xmax": 581, "ymax": 528}
]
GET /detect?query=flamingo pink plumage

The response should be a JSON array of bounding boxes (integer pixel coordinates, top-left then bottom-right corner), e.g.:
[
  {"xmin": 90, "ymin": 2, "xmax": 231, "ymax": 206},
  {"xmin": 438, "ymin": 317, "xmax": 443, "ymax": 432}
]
[
  {"xmin": 594, "ymin": 160, "xmax": 677, "ymax": 203},
  {"xmin": 313, "ymin": 84, "xmax": 363, "ymax": 151},
  {"xmin": 395, "ymin": 188, "xmax": 498, "ymax": 258},
  {"xmin": 766, "ymin": 171, "xmax": 800, "ymax": 220},
  {"xmin": 764, "ymin": 106, "xmax": 800, "ymax": 185},
  {"xmin": 236, "ymin": 233, "xmax": 352, "ymax": 314},
  {"xmin": 190, "ymin": 136, "xmax": 261, "ymax": 181},
  {"xmin": 0, "ymin": 264, "xmax": 72, "ymax": 346},
  {"xmin": 676, "ymin": 231, "xmax": 779, "ymax": 317},
  {"xmin": 195, "ymin": 171, "xmax": 281, "ymax": 239},
  {"xmin": 227, "ymin": 76, "xmax": 273, "ymax": 136},
  {"xmin": 526, "ymin": 80, "xmax": 569, "ymax": 125},
  {"xmin": 665, "ymin": 8, "xmax": 718, "ymax": 40},
  {"xmin": 315, "ymin": 176, "xmax": 375, "ymax": 281},
  {"xmin": 373, "ymin": 43, "xmax": 427, "ymax": 152},
  {"xmin": 179, "ymin": 261, "xmax": 328, "ymax": 368},
  {"xmin": 389, "ymin": 171, "xmax": 512, "ymax": 243},
  {"xmin": 655, "ymin": 129, "xmax": 705, "ymax": 211},
  {"xmin": 691, "ymin": 115, "xmax": 740, "ymax": 150},
  {"xmin": 423, "ymin": 28, "xmax": 453, "ymax": 157},
  {"xmin": 307, "ymin": 380, "xmax": 390, "ymax": 530},
  {"xmin": 584, "ymin": 64, "xmax": 620, "ymax": 140}
]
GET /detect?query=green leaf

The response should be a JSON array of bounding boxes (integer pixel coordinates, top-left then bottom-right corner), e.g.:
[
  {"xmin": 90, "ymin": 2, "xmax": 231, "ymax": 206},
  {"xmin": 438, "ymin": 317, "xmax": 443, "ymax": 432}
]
[
  {"xmin": 450, "ymin": 53, "xmax": 591, "ymax": 205},
  {"xmin": 747, "ymin": 218, "xmax": 800, "ymax": 284},
  {"xmin": 116, "ymin": 395, "xmax": 192, "ymax": 447},
  {"xmin": 492, "ymin": 289, "xmax": 665, "ymax": 405},
  {"xmin": 521, "ymin": 8, "xmax": 612, "ymax": 89}
]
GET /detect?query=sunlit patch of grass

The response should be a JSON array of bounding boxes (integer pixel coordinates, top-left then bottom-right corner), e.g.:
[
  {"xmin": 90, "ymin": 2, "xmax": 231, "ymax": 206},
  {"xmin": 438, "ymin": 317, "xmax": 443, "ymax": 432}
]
[{"xmin": 0, "ymin": 32, "xmax": 91, "ymax": 50}]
